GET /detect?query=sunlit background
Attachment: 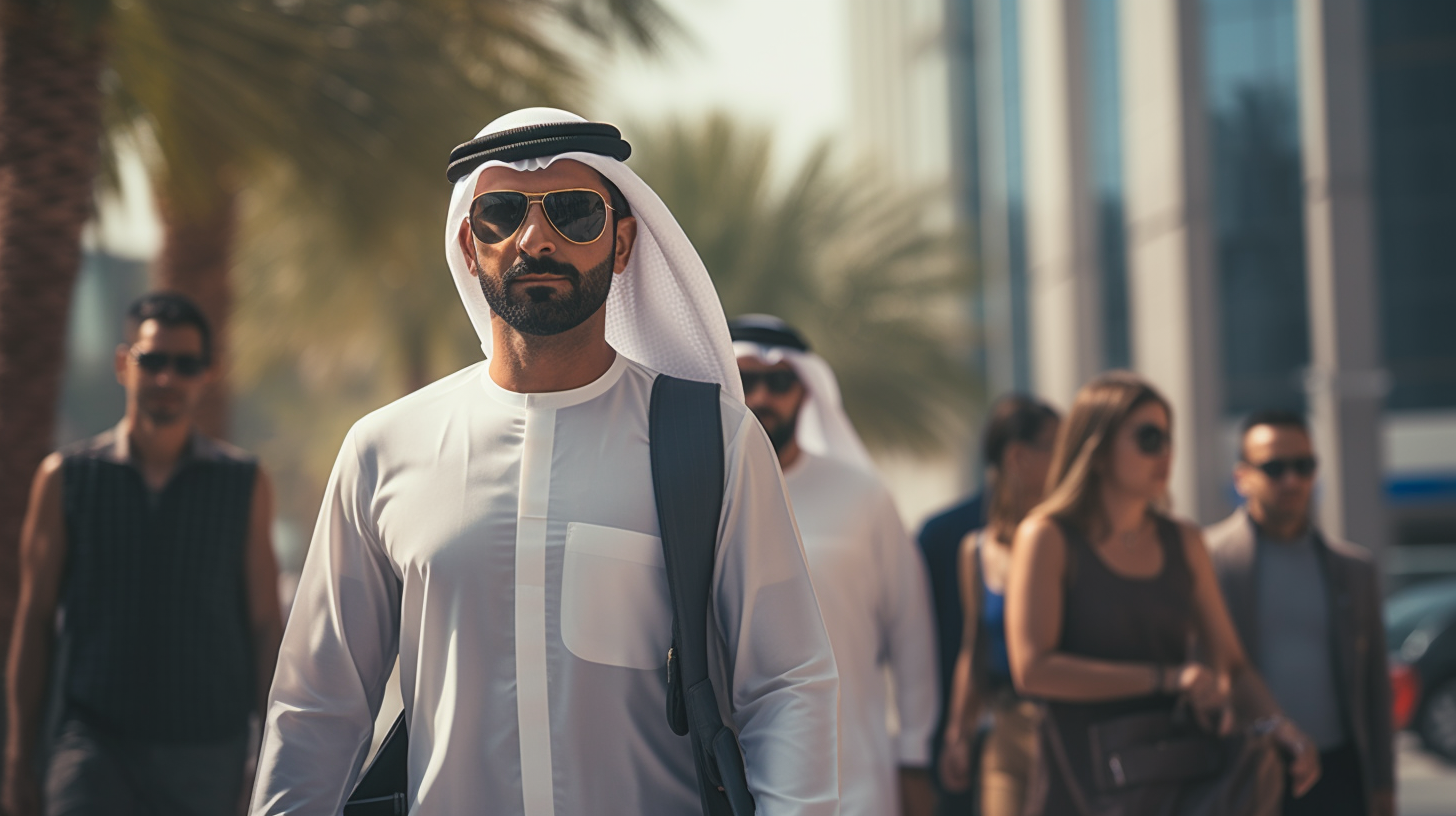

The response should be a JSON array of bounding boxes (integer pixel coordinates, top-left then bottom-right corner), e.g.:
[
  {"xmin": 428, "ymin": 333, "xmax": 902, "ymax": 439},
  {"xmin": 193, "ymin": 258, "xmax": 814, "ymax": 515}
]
[{"xmin": 18, "ymin": 0, "xmax": 1456, "ymax": 809}]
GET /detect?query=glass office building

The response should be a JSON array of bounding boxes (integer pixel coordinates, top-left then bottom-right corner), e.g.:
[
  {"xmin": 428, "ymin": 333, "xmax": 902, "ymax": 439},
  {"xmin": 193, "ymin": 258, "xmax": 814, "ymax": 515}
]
[{"xmin": 946, "ymin": 0, "xmax": 1456, "ymax": 545}]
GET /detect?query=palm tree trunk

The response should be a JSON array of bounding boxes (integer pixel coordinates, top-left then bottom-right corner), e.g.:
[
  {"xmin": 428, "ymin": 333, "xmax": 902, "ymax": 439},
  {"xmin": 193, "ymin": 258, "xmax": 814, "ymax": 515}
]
[
  {"xmin": 154, "ymin": 188, "xmax": 236, "ymax": 440},
  {"xmin": 0, "ymin": 3, "xmax": 106, "ymax": 662}
]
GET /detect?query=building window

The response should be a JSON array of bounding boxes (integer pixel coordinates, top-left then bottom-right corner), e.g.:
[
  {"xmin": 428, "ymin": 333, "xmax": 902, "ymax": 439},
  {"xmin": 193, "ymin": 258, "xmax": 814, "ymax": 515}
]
[{"xmin": 1203, "ymin": 0, "xmax": 1310, "ymax": 415}]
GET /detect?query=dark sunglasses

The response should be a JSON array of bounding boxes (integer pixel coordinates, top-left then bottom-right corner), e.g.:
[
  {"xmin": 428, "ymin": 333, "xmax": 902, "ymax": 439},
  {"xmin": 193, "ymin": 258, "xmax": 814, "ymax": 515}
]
[
  {"xmin": 1133, "ymin": 423, "xmax": 1170, "ymax": 456},
  {"xmin": 1247, "ymin": 456, "xmax": 1318, "ymax": 480},
  {"xmin": 740, "ymin": 370, "xmax": 799, "ymax": 395},
  {"xmin": 469, "ymin": 188, "xmax": 614, "ymax": 246},
  {"xmin": 130, "ymin": 348, "xmax": 207, "ymax": 377}
]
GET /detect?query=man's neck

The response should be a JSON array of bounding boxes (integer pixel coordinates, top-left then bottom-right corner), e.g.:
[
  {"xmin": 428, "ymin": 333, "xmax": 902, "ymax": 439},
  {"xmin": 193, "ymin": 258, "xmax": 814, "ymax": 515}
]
[
  {"xmin": 119, "ymin": 413, "xmax": 193, "ymax": 488},
  {"xmin": 488, "ymin": 317, "xmax": 617, "ymax": 394}
]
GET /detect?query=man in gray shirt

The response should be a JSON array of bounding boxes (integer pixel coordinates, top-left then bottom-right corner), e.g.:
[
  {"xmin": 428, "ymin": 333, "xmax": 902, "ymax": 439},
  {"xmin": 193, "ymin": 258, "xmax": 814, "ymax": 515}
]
[{"xmin": 1206, "ymin": 410, "xmax": 1393, "ymax": 816}]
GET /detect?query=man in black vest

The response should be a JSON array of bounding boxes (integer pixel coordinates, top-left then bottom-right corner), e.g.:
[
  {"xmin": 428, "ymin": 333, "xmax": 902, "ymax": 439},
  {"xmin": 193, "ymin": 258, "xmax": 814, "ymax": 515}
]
[
  {"xmin": 1205, "ymin": 410, "xmax": 1394, "ymax": 816},
  {"xmin": 3, "ymin": 292, "xmax": 283, "ymax": 816}
]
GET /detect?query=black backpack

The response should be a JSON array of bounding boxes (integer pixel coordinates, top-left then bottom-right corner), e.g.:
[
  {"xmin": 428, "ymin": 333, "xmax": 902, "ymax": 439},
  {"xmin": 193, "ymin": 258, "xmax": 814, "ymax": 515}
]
[{"xmin": 344, "ymin": 375, "xmax": 754, "ymax": 815}]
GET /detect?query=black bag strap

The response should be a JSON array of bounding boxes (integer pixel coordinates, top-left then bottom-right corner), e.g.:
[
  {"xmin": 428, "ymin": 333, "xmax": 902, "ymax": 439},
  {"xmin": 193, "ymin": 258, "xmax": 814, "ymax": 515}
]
[{"xmin": 649, "ymin": 374, "xmax": 755, "ymax": 816}]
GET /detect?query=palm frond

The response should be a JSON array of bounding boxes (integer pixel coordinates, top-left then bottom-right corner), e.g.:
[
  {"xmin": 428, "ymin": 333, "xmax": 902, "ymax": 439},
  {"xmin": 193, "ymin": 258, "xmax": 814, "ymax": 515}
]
[{"xmin": 628, "ymin": 114, "xmax": 980, "ymax": 452}]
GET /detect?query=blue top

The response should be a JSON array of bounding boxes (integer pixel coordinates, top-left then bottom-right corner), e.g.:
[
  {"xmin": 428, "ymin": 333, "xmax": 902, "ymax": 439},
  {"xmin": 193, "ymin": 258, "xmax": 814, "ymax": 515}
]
[{"xmin": 976, "ymin": 536, "xmax": 1013, "ymax": 682}]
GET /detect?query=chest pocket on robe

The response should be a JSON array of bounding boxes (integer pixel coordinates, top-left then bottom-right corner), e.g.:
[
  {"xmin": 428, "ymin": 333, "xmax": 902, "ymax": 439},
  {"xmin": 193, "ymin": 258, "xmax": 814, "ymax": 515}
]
[{"xmin": 561, "ymin": 522, "xmax": 672, "ymax": 670}]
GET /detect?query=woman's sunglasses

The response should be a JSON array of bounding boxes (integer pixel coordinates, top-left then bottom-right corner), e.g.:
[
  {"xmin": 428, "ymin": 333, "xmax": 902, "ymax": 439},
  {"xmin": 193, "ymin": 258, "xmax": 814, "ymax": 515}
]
[
  {"xmin": 130, "ymin": 348, "xmax": 207, "ymax": 377},
  {"xmin": 469, "ymin": 189, "xmax": 614, "ymax": 246},
  {"xmin": 1247, "ymin": 456, "xmax": 1318, "ymax": 480},
  {"xmin": 1133, "ymin": 423, "xmax": 1170, "ymax": 456},
  {"xmin": 740, "ymin": 370, "xmax": 799, "ymax": 395}
]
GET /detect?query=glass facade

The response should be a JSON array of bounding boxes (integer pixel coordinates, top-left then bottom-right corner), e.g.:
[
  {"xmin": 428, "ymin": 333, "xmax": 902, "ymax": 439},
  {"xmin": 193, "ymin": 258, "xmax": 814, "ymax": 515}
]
[
  {"xmin": 999, "ymin": 0, "xmax": 1032, "ymax": 392},
  {"xmin": 1368, "ymin": 0, "xmax": 1456, "ymax": 411},
  {"xmin": 1084, "ymin": 0, "xmax": 1130, "ymax": 371},
  {"xmin": 1202, "ymin": 0, "xmax": 1310, "ymax": 415}
]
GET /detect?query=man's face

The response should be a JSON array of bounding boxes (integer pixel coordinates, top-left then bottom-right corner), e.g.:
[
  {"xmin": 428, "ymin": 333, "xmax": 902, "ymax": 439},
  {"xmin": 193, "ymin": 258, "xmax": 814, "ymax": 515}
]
[
  {"xmin": 458, "ymin": 159, "xmax": 636, "ymax": 337},
  {"xmin": 114, "ymin": 320, "xmax": 212, "ymax": 427},
  {"xmin": 1235, "ymin": 424, "xmax": 1317, "ymax": 529},
  {"xmin": 738, "ymin": 357, "xmax": 805, "ymax": 455}
]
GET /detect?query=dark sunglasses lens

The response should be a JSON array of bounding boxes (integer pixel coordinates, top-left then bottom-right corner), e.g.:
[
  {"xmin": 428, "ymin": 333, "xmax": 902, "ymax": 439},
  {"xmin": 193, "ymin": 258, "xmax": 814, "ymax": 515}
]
[
  {"xmin": 544, "ymin": 191, "xmax": 607, "ymax": 243},
  {"xmin": 172, "ymin": 356, "xmax": 206, "ymax": 377},
  {"xmin": 1260, "ymin": 457, "xmax": 1317, "ymax": 479},
  {"xmin": 135, "ymin": 352, "xmax": 168, "ymax": 373},
  {"xmin": 1258, "ymin": 460, "xmax": 1288, "ymax": 479},
  {"xmin": 741, "ymin": 371, "xmax": 799, "ymax": 394},
  {"xmin": 470, "ymin": 192, "xmax": 529, "ymax": 244},
  {"xmin": 1135, "ymin": 425, "xmax": 1167, "ymax": 455}
]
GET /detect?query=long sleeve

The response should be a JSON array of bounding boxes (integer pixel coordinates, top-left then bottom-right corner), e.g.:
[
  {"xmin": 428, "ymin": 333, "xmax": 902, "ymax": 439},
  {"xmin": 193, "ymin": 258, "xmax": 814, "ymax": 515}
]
[
  {"xmin": 1361, "ymin": 559, "xmax": 1395, "ymax": 795},
  {"xmin": 251, "ymin": 429, "xmax": 401, "ymax": 815},
  {"xmin": 876, "ymin": 493, "xmax": 940, "ymax": 768},
  {"xmin": 714, "ymin": 411, "xmax": 841, "ymax": 816}
]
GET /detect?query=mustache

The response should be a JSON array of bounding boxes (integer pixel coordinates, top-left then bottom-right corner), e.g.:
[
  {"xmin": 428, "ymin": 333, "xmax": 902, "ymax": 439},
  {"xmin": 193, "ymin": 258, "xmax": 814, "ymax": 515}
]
[
  {"xmin": 503, "ymin": 254, "xmax": 581, "ymax": 284},
  {"xmin": 752, "ymin": 407, "xmax": 785, "ymax": 425}
]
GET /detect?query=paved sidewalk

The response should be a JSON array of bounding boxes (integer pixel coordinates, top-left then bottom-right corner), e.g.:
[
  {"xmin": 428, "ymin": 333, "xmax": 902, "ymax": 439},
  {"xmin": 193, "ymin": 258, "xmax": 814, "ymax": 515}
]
[{"xmin": 1400, "ymin": 733, "xmax": 1456, "ymax": 816}]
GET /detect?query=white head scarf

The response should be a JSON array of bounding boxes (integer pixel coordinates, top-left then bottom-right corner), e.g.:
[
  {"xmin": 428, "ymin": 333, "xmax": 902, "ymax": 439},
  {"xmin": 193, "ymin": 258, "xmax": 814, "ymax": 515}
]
[
  {"xmin": 444, "ymin": 107, "xmax": 743, "ymax": 400},
  {"xmin": 732, "ymin": 320, "xmax": 875, "ymax": 472}
]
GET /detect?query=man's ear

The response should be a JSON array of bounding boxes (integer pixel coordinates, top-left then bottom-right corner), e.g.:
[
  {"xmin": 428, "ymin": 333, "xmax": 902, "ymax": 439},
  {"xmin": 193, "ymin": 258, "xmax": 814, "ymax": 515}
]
[
  {"xmin": 613, "ymin": 215, "xmax": 637, "ymax": 276},
  {"xmin": 458, "ymin": 219, "xmax": 481, "ymax": 277},
  {"xmin": 114, "ymin": 344, "xmax": 130, "ymax": 385}
]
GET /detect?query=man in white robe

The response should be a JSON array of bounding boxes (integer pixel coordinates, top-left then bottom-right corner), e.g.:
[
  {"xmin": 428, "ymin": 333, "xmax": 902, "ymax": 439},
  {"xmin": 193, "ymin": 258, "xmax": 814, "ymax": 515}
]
[
  {"xmin": 250, "ymin": 110, "xmax": 840, "ymax": 816},
  {"xmin": 730, "ymin": 315, "xmax": 939, "ymax": 816}
]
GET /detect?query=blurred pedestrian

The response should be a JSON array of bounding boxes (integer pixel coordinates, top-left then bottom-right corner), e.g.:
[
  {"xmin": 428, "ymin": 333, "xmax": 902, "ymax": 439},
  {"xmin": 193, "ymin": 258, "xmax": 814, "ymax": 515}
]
[
  {"xmin": 1205, "ymin": 411, "xmax": 1394, "ymax": 816},
  {"xmin": 939, "ymin": 395, "xmax": 1060, "ymax": 816},
  {"xmin": 1005, "ymin": 371, "xmax": 1321, "ymax": 815},
  {"xmin": 251, "ymin": 109, "xmax": 839, "ymax": 815},
  {"xmin": 3, "ymin": 292, "xmax": 283, "ymax": 816},
  {"xmin": 917, "ymin": 449, "xmax": 987, "ymax": 814},
  {"xmin": 731, "ymin": 314, "xmax": 939, "ymax": 816}
]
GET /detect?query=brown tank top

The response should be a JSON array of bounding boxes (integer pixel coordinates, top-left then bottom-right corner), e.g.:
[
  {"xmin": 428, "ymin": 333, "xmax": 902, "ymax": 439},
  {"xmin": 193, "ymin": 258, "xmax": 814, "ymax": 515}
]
[{"xmin": 1029, "ymin": 513, "xmax": 1198, "ymax": 815}]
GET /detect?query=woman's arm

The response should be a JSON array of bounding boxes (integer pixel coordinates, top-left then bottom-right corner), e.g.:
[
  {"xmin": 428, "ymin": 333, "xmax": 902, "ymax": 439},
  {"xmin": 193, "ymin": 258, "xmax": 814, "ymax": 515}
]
[
  {"xmin": 1178, "ymin": 522, "xmax": 1321, "ymax": 796},
  {"xmin": 1006, "ymin": 515, "xmax": 1171, "ymax": 701}
]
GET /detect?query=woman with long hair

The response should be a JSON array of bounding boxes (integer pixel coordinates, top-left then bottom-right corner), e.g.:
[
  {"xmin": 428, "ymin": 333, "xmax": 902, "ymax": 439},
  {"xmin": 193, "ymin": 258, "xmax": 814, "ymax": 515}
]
[
  {"xmin": 939, "ymin": 395, "xmax": 1060, "ymax": 816},
  {"xmin": 1006, "ymin": 372, "xmax": 1321, "ymax": 815}
]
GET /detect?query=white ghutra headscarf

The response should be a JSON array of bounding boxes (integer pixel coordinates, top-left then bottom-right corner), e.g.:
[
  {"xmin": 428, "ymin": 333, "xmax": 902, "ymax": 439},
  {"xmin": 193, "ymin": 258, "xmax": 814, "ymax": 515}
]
[
  {"xmin": 730, "ymin": 314, "xmax": 876, "ymax": 472},
  {"xmin": 443, "ymin": 107, "xmax": 743, "ymax": 401}
]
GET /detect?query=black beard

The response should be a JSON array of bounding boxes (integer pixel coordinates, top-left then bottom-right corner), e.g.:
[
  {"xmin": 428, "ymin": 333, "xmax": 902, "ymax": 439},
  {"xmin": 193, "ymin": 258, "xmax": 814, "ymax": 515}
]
[
  {"xmin": 477, "ymin": 249, "xmax": 614, "ymax": 337},
  {"xmin": 755, "ymin": 409, "xmax": 798, "ymax": 454}
]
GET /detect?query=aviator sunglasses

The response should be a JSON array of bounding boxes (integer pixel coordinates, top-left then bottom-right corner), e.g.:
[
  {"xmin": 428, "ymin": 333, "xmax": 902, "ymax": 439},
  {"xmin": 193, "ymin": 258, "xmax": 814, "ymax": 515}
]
[
  {"xmin": 740, "ymin": 370, "xmax": 799, "ymax": 395},
  {"xmin": 130, "ymin": 347, "xmax": 207, "ymax": 377},
  {"xmin": 1133, "ymin": 423, "xmax": 1170, "ymax": 456},
  {"xmin": 469, "ymin": 189, "xmax": 614, "ymax": 245},
  {"xmin": 1246, "ymin": 456, "xmax": 1318, "ymax": 480}
]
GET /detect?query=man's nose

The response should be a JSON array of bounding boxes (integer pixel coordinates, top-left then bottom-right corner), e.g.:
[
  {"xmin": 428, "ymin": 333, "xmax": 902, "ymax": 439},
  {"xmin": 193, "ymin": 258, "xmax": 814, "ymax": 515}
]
[{"xmin": 515, "ymin": 204, "xmax": 556, "ymax": 256}]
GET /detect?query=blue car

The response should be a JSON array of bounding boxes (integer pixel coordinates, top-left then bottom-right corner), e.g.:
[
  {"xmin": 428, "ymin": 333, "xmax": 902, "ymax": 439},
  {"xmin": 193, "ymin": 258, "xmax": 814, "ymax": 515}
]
[{"xmin": 1387, "ymin": 578, "xmax": 1456, "ymax": 762}]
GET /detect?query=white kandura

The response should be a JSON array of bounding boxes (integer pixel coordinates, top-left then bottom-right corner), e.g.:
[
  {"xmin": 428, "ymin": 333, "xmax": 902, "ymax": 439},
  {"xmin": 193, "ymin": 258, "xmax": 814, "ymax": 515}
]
[{"xmin": 783, "ymin": 451, "xmax": 940, "ymax": 816}]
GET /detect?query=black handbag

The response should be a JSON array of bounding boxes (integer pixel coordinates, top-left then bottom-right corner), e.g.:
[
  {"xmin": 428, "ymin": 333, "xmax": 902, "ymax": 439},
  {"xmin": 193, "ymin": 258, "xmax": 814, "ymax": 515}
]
[
  {"xmin": 343, "ymin": 375, "xmax": 753, "ymax": 815},
  {"xmin": 1042, "ymin": 706, "xmax": 1284, "ymax": 816}
]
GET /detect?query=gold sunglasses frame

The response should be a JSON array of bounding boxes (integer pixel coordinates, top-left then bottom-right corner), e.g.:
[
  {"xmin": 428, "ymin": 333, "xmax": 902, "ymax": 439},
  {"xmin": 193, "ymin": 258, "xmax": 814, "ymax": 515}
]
[{"xmin": 468, "ymin": 188, "xmax": 617, "ymax": 246}]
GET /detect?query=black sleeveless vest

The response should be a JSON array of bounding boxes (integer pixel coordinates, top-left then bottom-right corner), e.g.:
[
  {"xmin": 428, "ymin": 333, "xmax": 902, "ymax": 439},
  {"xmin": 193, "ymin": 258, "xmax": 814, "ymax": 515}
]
[{"xmin": 60, "ymin": 427, "xmax": 258, "ymax": 742}]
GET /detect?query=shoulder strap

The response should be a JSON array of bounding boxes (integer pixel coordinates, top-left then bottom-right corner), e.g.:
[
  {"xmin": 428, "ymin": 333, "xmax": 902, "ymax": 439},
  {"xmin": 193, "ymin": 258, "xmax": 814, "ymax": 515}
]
[{"xmin": 649, "ymin": 374, "xmax": 755, "ymax": 816}]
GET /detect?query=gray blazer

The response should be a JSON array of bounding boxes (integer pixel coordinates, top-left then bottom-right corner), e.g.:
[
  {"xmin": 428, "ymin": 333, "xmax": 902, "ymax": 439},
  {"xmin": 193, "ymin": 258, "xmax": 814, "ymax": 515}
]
[{"xmin": 1204, "ymin": 508, "xmax": 1394, "ymax": 802}]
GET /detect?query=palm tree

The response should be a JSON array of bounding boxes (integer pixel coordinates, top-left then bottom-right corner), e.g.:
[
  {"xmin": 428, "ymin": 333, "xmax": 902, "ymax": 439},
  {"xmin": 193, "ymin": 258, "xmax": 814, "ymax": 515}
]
[
  {"xmin": 0, "ymin": 0, "xmax": 108, "ymax": 661},
  {"xmin": 0, "ymin": 0, "xmax": 671, "ymax": 671},
  {"xmin": 110, "ymin": 0, "xmax": 674, "ymax": 436},
  {"xmin": 629, "ymin": 114, "xmax": 979, "ymax": 453}
]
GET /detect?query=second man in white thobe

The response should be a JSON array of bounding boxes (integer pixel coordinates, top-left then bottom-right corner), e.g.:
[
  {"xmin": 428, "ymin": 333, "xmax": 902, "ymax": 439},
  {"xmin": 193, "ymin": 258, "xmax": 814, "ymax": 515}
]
[{"xmin": 731, "ymin": 314, "xmax": 940, "ymax": 816}]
